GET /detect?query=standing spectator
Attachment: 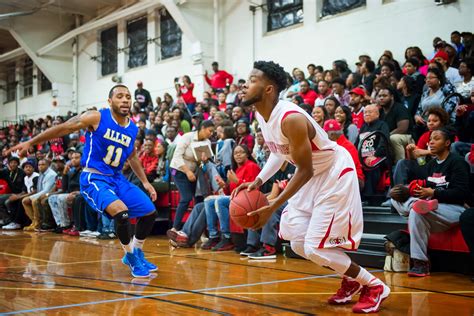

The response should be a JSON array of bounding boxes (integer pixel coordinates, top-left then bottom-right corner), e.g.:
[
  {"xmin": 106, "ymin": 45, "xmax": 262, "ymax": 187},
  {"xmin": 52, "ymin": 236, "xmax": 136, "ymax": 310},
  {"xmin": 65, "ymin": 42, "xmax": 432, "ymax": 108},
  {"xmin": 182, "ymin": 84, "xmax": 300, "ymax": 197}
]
[
  {"xmin": 378, "ymin": 87, "xmax": 412, "ymax": 162},
  {"xmin": 349, "ymin": 87, "xmax": 366, "ymax": 130},
  {"xmin": 298, "ymin": 80, "xmax": 318, "ymax": 106},
  {"xmin": 170, "ymin": 120, "xmax": 215, "ymax": 231},
  {"xmin": 204, "ymin": 62, "xmax": 233, "ymax": 92},
  {"xmin": 331, "ymin": 78, "xmax": 350, "ymax": 106},
  {"xmin": 22, "ymin": 159, "xmax": 56, "ymax": 231},
  {"xmin": 134, "ymin": 81, "xmax": 153, "ymax": 110},
  {"xmin": 175, "ymin": 75, "xmax": 196, "ymax": 114}
]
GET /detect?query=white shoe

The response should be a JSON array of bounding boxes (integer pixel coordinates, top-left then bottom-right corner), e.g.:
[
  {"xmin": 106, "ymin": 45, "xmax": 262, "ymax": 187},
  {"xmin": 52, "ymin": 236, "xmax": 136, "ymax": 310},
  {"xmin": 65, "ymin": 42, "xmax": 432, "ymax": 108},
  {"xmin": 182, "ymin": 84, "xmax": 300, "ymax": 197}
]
[
  {"xmin": 2, "ymin": 222, "xmax": 21, "ymax": 230},
  {"xmin": 89, "ymin": 231, "xmax": 100, "ymax": 237},
  {"xmin": 381, "ymin": 199, "xmax": 392, "ymax": 207},
  {"xmin": 79, "ymin": 230, "xmax": 93, "ymax": 236}
]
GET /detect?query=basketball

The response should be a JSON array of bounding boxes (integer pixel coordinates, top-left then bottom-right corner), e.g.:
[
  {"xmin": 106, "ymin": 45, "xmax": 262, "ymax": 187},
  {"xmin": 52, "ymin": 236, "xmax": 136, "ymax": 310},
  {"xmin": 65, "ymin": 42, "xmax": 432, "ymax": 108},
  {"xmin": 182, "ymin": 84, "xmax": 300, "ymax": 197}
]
[{"xmin": 230, "ymin": 189, "xmax": 268, "ymax": 229}]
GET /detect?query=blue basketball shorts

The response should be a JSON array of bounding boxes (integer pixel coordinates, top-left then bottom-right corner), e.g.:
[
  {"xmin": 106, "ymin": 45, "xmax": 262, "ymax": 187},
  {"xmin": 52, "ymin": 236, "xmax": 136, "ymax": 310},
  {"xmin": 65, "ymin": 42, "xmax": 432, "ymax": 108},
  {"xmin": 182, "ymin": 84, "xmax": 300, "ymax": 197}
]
[{"xmin": 80, "ymin": 171, "xmax": 155, "ymax": 218}]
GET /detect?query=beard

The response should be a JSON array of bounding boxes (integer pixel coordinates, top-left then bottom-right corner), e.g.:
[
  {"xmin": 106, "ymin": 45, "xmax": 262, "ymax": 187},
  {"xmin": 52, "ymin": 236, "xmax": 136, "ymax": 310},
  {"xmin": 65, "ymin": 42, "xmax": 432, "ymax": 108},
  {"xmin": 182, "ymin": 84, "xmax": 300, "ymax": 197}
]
[
  {"xmin": 112, "ymin": 105, "xmax": 130, "ymax": 117},
  {"xmin": 240, "ymin": 94, "xmax": 262, "ymax": 107}
]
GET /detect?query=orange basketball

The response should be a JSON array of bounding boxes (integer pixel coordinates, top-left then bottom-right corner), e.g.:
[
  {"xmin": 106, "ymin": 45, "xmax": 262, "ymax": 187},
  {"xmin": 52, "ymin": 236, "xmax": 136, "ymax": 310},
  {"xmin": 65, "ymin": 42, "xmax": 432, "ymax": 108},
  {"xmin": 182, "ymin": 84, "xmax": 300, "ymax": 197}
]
[{"xmin": 230, "ymin": 189, "xmax": 268, "ymax": 229}]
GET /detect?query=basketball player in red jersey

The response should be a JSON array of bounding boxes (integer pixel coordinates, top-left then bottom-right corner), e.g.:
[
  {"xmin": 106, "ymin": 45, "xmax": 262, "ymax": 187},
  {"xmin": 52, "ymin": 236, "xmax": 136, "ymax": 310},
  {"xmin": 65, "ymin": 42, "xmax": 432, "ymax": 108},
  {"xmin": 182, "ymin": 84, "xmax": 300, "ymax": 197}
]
[{"xmin": 234, "ymin": 61, "xmax": 390, "ymax": 313}]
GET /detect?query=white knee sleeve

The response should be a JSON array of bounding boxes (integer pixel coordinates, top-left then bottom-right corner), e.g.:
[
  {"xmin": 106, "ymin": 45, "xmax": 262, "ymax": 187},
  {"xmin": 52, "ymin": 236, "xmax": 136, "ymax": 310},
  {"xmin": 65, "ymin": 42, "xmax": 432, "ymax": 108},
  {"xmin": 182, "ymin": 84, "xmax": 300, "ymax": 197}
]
[
  {"xmin": 304, "ymin": 245, "xmax": 352, "ymax": 275},
  {"xmin": 290, "ymin": 240, "xmax": 307, "ymax": 259}
]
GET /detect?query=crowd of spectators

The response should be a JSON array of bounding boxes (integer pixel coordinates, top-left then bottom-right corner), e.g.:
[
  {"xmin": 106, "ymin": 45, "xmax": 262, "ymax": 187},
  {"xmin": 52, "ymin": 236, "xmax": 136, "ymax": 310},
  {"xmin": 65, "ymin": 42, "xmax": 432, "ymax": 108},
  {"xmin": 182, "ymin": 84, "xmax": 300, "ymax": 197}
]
[{"xmin": 0, "ymin": 31, "xmax": 473, "ymax": 269}]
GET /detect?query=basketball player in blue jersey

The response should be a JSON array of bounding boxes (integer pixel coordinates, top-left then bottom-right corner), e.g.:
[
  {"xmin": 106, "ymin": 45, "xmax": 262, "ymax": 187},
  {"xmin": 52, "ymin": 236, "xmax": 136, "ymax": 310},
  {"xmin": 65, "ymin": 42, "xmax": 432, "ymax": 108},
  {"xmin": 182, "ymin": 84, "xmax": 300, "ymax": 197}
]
[{"xmin": 9, "ymin": 85, "xmax": 158, "ymax": 278}]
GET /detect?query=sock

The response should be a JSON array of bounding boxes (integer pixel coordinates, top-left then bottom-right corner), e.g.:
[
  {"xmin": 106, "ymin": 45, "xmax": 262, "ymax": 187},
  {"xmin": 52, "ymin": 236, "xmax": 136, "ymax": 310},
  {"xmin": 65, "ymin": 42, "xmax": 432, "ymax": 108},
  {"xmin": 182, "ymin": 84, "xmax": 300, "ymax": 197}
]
[
  {"xmin": 133, "ymin": 236, "xmax": 145, "ymax": 250},
  {"xmin": 354, "ymin": 267, "xmax": 383, "ymax": 286},
  {"xmin": 121, "ymin": 243, "xmax": 133, "ymax": 254}
]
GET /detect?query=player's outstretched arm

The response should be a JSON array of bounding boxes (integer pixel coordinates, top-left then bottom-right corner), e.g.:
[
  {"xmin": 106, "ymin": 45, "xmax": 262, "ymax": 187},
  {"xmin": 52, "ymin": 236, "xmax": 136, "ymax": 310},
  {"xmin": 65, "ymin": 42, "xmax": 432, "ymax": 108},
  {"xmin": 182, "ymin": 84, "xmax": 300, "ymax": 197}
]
[
  {"xmin": 128, "ymin": 149, "xmax": 157, "ymax": 202},
  {"xmin": 8, "ymin": 111, "xmax": 100, "ymax": 156}
]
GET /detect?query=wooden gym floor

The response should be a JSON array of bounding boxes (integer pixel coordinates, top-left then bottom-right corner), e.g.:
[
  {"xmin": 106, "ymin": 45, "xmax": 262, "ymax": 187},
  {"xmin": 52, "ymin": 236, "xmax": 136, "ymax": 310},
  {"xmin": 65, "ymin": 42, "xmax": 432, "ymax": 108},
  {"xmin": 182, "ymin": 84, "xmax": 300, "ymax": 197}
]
[{"xmin": 0, "ymin": 231, "xmax": 473, "ymax": 315}]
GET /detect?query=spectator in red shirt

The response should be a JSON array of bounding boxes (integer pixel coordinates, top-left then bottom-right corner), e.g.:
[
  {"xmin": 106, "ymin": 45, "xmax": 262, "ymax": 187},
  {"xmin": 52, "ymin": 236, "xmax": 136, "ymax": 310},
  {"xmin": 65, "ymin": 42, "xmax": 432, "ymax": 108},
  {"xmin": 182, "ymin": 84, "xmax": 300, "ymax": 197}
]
[
  {"xmin": 349, "ymin": 87, "xmax": 366, "ymax": 130},
  {"xmin": 175, "ymin": 75, "xmax": 196, "ymax": 114},
  {"xmin": 298, "ymin": 80, "xmax": 318, "ymax": 107},
  {"xmin": 236, "ymin": 119, "xmax": 255, "ymax": 153},
  {"xmin": 324, "ymin": 119, "xmax": 365, "ymax": 190},
  {"xmin": 204, "ymin": 61, "xmax": 233, "ymax": 91},
  {"xmin": 139, "ymin": 139, "xmax": 158, "ymax": 182}
]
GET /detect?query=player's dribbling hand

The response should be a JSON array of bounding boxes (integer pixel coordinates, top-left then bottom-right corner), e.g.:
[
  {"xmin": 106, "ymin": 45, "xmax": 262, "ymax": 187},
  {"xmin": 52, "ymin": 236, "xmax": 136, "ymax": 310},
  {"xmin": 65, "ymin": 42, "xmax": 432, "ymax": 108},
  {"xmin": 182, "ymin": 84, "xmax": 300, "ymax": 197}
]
[
  {"xmin": 247, "ymin": 204, "xmax": 275, "ymax": 230},
  {"xmin": 144, "ymin": 182, "xmax": 157, "ymax": 202},
  {"xmin": 231, "ymin": 178, "xmax": 262, "ymax": 199}
]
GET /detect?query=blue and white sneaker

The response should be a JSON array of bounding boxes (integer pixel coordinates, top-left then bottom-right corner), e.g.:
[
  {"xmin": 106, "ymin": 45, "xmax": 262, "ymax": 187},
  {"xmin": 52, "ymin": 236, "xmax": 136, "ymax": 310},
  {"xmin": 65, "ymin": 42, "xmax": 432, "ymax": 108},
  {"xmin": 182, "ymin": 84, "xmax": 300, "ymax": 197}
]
[
  {"xmin": 134, "ymin": 248, "xmax": 158, "ymax": 272},
  {"xmin": 122, "ymin": 252, "xmax": 150, "ymax": 278}
]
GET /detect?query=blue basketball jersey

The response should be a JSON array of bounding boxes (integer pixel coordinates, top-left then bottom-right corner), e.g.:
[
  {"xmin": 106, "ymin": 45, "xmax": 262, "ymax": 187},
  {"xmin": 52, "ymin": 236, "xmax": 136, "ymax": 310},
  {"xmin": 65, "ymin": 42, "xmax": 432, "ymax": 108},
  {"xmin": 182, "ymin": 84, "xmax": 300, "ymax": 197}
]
[{"xmin": 81, "ymin": 108, "xmax": 138, "ymax": 175}]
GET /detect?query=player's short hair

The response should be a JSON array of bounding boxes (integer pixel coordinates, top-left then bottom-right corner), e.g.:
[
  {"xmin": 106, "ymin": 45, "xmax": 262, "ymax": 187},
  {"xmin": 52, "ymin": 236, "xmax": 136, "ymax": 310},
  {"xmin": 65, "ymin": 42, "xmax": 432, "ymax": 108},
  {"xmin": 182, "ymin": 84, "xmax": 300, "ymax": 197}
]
[
  {"xmin": 253, "ymin": 61, "xmax": 287, "ymax": 93},
  {"xmin": 108, "ymin": 84, "xmax": 129, "ymax": 98}
]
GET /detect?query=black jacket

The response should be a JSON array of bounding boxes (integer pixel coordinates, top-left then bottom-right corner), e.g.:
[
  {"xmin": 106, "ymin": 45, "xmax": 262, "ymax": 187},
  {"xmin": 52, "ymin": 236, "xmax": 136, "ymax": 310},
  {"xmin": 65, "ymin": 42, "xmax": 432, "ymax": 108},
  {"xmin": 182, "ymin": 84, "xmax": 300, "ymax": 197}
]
[{"xmin": 0, "ymin": 168, "xmax": 25, "ymax": 193}]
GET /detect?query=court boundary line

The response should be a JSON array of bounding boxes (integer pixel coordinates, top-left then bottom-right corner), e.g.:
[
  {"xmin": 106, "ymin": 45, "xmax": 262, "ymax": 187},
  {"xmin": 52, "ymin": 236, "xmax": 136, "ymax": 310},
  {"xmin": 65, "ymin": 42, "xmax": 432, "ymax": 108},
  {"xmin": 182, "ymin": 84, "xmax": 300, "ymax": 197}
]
[{"xmin": 1, "ymin": 271, "xmax": 355, "ymax": 315}]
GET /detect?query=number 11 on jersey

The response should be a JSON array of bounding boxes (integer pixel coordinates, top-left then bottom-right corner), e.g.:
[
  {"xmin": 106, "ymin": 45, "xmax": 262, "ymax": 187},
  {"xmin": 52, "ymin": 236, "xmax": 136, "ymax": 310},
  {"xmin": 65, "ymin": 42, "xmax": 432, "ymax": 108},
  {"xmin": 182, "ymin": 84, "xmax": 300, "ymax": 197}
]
[{"xmin": 103, "ymin": 145, "xmax": 123, "ymax": 167}]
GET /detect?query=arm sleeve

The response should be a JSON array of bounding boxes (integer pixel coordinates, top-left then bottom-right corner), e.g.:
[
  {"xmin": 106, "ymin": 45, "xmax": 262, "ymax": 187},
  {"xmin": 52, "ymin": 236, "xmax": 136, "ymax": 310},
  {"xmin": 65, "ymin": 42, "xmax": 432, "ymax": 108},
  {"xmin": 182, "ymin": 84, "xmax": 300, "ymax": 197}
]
[{"xmin": 257, "ymin": 153, "xmax": 286, "ymax": 184}]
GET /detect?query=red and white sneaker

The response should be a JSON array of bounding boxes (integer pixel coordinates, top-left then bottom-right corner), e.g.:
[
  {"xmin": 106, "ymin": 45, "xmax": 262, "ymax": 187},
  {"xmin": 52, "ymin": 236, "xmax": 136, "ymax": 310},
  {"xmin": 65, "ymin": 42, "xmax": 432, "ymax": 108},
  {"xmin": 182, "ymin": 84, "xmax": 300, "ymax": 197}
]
[
  {"xmin": 327, "ymin": 277, "xmax": 362, "ymax": 305},
  {"xmin": 412, "ymin": 199, "xmax": 438, "ymax": 214},
  {"xmin": 352, "ymin": 283, "xmax": 390, "ymax": 313}
]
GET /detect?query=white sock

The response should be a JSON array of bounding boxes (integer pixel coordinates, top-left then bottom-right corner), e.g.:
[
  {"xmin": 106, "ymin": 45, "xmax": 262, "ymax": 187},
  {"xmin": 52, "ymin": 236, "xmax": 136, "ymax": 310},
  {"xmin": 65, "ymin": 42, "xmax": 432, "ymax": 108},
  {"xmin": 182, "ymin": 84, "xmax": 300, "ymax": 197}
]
[
  {"xmin": 354, "ymin": 267, "xmax": 382, "ymax": 286},
  {"xmin": 121, "ymin": 242, "xmax": 133, "ymax": 254},
  {"xmin": 132, "ymin": 236, "xmax": 145, "ymax": 250}
]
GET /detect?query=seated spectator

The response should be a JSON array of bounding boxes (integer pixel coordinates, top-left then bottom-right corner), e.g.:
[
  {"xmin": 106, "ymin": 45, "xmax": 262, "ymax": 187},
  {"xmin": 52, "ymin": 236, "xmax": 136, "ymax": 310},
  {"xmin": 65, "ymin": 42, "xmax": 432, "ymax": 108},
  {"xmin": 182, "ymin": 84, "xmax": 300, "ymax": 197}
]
[
  {"xmin": 172, "ymin": 108, "xmax": 191, "ymax": 134},
  {"xmin": 226, "ymin": 84, "xmax": 239, "ymax": 104},
  {"xmin": 216, "ymin": 125, "xmax": 236, "ymax": 179},
  {"xmin": 231, "ymin": 106, "xmax": 244, "ymax": 122},
  {"xmin": 357, "ymin": 104, "xmax": 390, "ymax": 197},
  {"xmin": 323, "ymin": 96, "xmax": 340, "ymax": 120},
  {"xmin": 333, "ymin": 59, "xmax": 351, "ymax": 81},
  {"xmin": 403, "ymin": 57, "xmax": 426, "ymax": 95},
  {"xmin": 202, "ymin": 144, "xmax": 260, "ymax": 251},
  {"xmin": 349, "ymin": 87, "xmax": 366, "ymax": 130},
  {"xmin": 169, "ymin": 120, "xmax": 215, "ymax": 231},
  {"xmin": 314, "ymin": 80, "xmax": 331, "ymax": 106},
  {"xmin": 139, "ymin": 139, "xmax": 158, "ymax": 182},
  {"xmin": 456, "ymin": 59, "xmax": 474, "ymax": 101},
  {"xmin": 390, "ymin": 127, "xmax": 470, "ymax": 277},
  {"xmin": 286, "ymin": 69, "xmax": 305, "ymax": 98},
  {"xmin": 252, "ymin": 129, "xmax": 266, "ymax": 168},
  {"xmin": 452, "ymin": 87, "xmax": 474, "ymax": 157},
  {"xmin": 335, "ymin": 106, "xmax": 358, "ymax": 144},
  {"xmin": 331, "ymin": 78, "xmax": 350, "ymax": 106},
  {"xmin": 22, "ymin": 159, "xmax": 56, "ymax": 231},
  {"xmin": 298, "ymin": 80, "xmax": 318, "ymax": 106},
  {"xmin": 0, "ymin": 157, "xmax": 25, "ymax": 226},
  {"xmin": 324, "ymin": 120, "xmax": 365, "ymax": 190},
  {"xmin": 311, "ymin": 105, "xmax": 329, "ymax": 128},
  {"xmin": 459, "ymin": 208, "xmax": 474, "ymax": 281},
  {"xmin": 378, "ymin": 87, "xmax": 413, "ymax": 162},
  {"xmin": 432, "ymin": 50, "xmax": 462, "ymax": 85},
  {"xmin": 397, "ymin": 76, "xmax": 421, "ymax": 126},
  {"xmin": 1, "ymin": 160, "xmax": 38, "ymax": 230},
  {"xmin": 235, "ymin": 119, "xmax": 255, "ymax": 152},
  {"xmin": 48, "ymin": 151, "xmax": 82, "ymax": 233},
  {"xmin": 361, "ymin": 60, "xmax": 376, "ymax": 95}
]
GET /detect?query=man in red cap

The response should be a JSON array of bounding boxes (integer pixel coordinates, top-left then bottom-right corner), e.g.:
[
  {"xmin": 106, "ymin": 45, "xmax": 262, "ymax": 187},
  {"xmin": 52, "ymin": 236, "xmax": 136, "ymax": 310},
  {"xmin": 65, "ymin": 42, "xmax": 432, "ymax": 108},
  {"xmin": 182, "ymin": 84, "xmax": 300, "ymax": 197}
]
[
  {"xmin": 323, "ymin": 119, "xmax": 364, "ymax": 190},
  {"xmin": 349, "ymin": 87, "xmax": 366, "ymax": 130},
  {"xmin": 432, "ymin": 50, "xmax": 462, "ymax": 85}
]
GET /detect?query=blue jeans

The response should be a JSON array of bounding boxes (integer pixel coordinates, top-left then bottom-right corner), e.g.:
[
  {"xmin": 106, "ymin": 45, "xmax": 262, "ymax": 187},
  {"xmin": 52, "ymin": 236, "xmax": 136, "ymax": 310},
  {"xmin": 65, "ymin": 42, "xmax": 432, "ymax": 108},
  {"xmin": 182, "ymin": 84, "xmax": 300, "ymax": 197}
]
[
  {"xmin": 205, "ymin": 196, "xmax": 231, "ymax": 239},
  {"xmin": 247, "ymin": 203, "xmax": 285, "ymax": 247},
  {"xmin": 98, "ymin": 214, "xmax": 115, "ymax": 233},
  {"xmin": 173, "ymin": 169, "xmax": 197, "ymax": 230}
]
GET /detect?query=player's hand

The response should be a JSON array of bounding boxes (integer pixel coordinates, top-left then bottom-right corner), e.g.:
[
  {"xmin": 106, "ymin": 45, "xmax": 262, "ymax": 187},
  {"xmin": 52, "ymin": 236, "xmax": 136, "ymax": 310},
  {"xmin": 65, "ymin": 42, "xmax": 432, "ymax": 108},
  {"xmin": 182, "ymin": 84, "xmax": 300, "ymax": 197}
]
[
  {"xmin": 6, "ymin": 141, "xmax": 32, "ymax": 157},
  {"xmin": 247, "ymin": 204, "xmax": 276, "ymax": 230},
  {"xmin": 143, "ymin": 182, "xmax": 157, "ymax": 202},
  {"xmin": 413, "ymin": 187, "xmax": 434, "ymax": 199},
  {"xmin": 231, "ymin": 178, "xmax": 262, "ymax": 199}
]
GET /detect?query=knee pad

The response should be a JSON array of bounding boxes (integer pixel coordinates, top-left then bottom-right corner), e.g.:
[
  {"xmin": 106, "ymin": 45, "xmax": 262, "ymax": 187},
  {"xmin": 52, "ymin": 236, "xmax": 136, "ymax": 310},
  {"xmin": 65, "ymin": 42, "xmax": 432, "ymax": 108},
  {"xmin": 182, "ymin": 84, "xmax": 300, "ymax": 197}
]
[{"xmin": 114, "ymin": 211, "xmax": 129, "ymax": 225}]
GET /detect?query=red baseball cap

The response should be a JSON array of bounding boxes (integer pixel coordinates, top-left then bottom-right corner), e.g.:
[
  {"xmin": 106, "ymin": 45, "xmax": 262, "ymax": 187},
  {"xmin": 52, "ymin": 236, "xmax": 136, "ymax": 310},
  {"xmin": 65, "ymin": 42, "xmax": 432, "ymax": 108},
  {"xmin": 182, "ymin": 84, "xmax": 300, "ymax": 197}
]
[
  {"xmin": 349, "ymin": 87, "xmax": 366, "ymax": 97},
  {"xmin": 431, "ymin": 50, "xmax": 449, "ymax": 62},
  {"xmin": 323, "ymin": 119, "xmax": 342, "ymax": 132}
]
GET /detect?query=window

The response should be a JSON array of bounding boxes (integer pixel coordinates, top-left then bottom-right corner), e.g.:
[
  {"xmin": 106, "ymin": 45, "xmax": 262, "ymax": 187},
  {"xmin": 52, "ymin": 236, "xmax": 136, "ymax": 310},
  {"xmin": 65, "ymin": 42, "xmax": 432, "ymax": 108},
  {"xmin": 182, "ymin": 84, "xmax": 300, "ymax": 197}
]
[
  {"xmin": 100, "ymin": 26, "xmax": 118, "ymax": 76},
  {"xmin": 23, "ymin": 58, "xmax": 33, "ymax": 98},
  {"xmin": 267, "ymin": 0, "xmax": 303, "ymax": 32},
  {"xmin": 6, "ymin": 64, "xmax": 16, "ymax": 103},
  {"xmin": 39, "ymin": 70, "xmax": 52, "ymax": 92},
  {"xmin": 320, "ymin": 0, "xmax": 366, "ymax": 18},
  {"xmin": 159, "ymin": 9, "xmax": 182, "ymax": 60},
  {"xmin": 127, "ymin": 16, "xmax": 147, "ymax": 69}
]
